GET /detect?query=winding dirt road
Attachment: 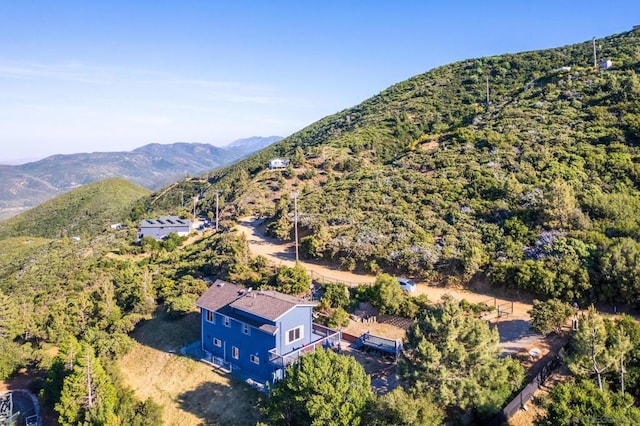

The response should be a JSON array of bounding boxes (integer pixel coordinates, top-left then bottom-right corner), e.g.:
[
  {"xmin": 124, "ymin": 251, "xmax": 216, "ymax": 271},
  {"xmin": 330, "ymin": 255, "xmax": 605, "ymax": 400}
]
[
  {"xmin": 235, "ymin": 217, "xmax": 534, "ymax": 319},
  {"xmin": 235, "ymin": 217, "xmax": 548, "ymax": 358}
]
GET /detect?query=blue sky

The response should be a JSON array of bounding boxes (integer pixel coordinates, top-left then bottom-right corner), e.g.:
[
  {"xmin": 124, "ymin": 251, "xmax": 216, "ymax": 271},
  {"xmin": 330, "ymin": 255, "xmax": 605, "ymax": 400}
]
[{"xmin": 1, "ymin": 1, "xmax": 639, "ymax": 163}]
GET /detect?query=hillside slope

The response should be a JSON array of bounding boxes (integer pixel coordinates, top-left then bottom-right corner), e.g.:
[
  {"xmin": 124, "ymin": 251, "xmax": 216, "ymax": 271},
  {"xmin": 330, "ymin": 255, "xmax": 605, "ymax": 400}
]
[
  {"xmin": 154, "ymin": 30, "xmax": 640, "ymax": 304},
  {"xmin": 0, "ymin": 178, "xmax": 150, "ymax": 239}
]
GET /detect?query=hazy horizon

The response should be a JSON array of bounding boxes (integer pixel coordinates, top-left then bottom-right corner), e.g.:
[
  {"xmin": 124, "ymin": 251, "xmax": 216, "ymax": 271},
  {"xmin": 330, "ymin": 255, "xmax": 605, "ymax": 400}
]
[
  {"xmin": 2, "ymin": 1, "xmax": 639, "ymax": 163},
  {"xmin": 0, "ymin": 136, "xmax": 282, "ymax": 166}
]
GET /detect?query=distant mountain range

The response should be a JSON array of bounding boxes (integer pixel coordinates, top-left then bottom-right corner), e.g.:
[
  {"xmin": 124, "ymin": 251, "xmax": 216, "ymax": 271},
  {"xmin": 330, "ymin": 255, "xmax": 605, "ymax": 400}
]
[{"xmin": 0, "ymin": 136, "xmax": 281, "ymax": 221}]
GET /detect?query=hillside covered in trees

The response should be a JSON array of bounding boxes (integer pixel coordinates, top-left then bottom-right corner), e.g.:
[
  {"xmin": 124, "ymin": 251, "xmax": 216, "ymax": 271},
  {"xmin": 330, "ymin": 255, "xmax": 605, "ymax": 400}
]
[
  {"xmin": 160, "ymin": 29, "xmax": 640, "ymax": 306},
  {"xmin": 0, "ymin": 178, "xmax": 150, "ymax": 239},
  {"xmin": 2, "ymin": 29, "xmax": 640, "ymax": 424}
]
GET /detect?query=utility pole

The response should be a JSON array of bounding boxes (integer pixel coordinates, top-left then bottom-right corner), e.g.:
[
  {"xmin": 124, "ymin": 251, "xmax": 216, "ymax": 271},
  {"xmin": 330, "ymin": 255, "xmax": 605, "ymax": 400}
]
[
  {"xmin": 486, "ymin": 76, "xmax": 490, "ymax": 108},
  {"xmin": 293, "ymin": 191, "xmax": 299, "ymax": 262},
  {"xmin": 215, "ymin": 191, "xmax": 219, "ymax": 232},
  {"xmin": 192, "ymin": 196, "xmax": 197, "ymax": 219},
  {"xmin": 593, "ymin": 37, "xmax": 597, "ymax": 67}
]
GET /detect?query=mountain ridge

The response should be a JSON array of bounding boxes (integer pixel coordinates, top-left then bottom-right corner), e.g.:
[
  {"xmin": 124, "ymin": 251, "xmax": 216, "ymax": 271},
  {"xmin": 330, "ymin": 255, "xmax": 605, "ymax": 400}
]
[{"xmin": 0, "ymin": 137, "xmax": 281, "ymax": 221}]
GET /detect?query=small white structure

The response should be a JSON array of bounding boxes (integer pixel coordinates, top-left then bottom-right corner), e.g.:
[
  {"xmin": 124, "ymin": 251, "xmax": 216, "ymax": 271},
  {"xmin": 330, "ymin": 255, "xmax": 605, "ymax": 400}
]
[
  {"xmin": 599, "ymin": 59, "xmax": 613, "ymax": 69},
  {"xmin": 268, "ymin": 158, "xmax": 290, "ymax": 170},
  {"xmin": 553, "ymin": 66, "xmax": 572, "ymax": 73}
]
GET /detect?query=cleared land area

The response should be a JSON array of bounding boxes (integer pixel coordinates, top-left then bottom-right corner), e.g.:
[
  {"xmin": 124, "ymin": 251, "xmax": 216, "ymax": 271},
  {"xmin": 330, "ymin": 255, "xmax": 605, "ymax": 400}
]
[{"xmin": 118, "ymin": 310, "xmax": 260, "ymax": 426}]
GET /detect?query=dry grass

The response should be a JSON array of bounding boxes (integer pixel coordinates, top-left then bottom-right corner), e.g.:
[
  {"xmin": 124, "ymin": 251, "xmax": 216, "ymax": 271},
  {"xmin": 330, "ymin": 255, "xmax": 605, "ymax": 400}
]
[
  {"xmin": 343, "ymin": 319, "xmax": 407, "ymax": 340},
  {"xmin": 118, "ymin": 309, "xmax": 261, "ymax": 426}
]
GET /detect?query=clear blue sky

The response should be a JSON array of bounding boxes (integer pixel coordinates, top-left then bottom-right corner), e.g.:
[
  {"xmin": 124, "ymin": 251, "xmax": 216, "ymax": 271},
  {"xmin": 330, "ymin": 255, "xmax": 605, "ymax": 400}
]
[{"xmin": 1, "ymin": 1, "xmax": 639, "ymax": 163}]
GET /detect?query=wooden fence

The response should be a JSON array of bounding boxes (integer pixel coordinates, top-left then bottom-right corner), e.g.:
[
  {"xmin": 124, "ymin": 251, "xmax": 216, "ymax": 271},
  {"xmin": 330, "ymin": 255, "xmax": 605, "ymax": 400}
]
[{"xmin": 487, "ymin": 335, "xmax": 569, "ymax": 425}]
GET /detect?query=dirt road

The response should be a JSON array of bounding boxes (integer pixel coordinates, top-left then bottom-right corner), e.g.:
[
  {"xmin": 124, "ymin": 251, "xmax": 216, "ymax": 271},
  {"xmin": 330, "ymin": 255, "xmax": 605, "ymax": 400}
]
[
  {"xmin": 236, "ymin": 218, "xmax": 375, "ymax": 285},
  {"xmin": 235, "ymin": 217, "xmax": 533, "ymax": 318}
]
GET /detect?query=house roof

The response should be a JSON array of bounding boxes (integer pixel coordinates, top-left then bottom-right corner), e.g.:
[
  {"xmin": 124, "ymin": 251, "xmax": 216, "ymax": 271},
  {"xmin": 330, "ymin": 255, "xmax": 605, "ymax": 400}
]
[
  {"xmin": 196, "ymin": 279, "xmax": 316, "ymax": 324},
  {"xmin": 196, "ymin": 279, "xmax": 247, "ymax": 312},
  {"xmin": 217, "ymin": 305, "xmax": 279, "ymax": 335},
  {"xmin": 139, "ymin": 215, "xmax": 191, "ymax": 229}
]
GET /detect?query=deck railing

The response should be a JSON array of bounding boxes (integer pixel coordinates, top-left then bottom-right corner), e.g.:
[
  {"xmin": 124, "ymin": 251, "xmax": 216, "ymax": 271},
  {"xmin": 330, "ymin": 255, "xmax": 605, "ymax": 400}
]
[
  {"xmin": 269, "ymin": 324, "xmax": 341, "ymax": 368},
  {"xmin": 360, "ymin": 331, "xmax": 403, "ymax": 357}
]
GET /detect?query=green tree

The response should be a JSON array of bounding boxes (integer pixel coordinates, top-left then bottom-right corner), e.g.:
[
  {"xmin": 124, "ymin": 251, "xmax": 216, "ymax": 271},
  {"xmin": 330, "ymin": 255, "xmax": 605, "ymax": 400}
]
[
  {"xmin": 398, "ymin": 296, "xmax": 524, "ymax": 418},
  {"xmin": 301, "ymin": 224, "xmax": 331, "ymax": 259},
  {"xmin": 166, "ymin": 294, "xmax": 196, "ymax": 318},
  {"xmin": 542, "ymin": 180, "xmax": 578, "ymax": 229},
  {"xmin": 0, "ymin": 338, "xmax": 26, "ymax": 380},
  {"xmin": 162, "ymin": 232, "xmax": 185, "ymax": 251},
  {"xmin": 292, "ymin": 146, "xmax": 306, "ymax": 167},
  {"xmin": 320, "ymin": 282, "xmax": 350, "ymax": 310},
  {"xmin": 0, "ymin": 289, "xmax": 22, "ymax": 340},
  {"xmin": 600, "ymin": 238, "xmax": 640, "ymax": 304},
  {"xmin": 369, "ymin": 273, "xmax": 406, "ymax": 315},
  {"xmin": 364, "ymin": 387, "xmax": 444, "ymax": 426},
  {"xmin": 528, "ymin": 299, "xmax": 574, "ymax": 335},
  {"xmin": 542, "ymin": 378, "xmax": 640, "ymax": 426},
  {"xmin": 266, "ymin": 195, "xmax": 292, "ymax": 240},
  {"xmin": 275, "ymin": 262, "xmax": 311, "ymax": 295},
  {"xmin": 265, "ymin": 348, "xmax": 374, "ymax": 426},
  {"xmin": 326, "ymin": 307, "xmax": 350, "ymax": 329},
  {"xmin": 140, "ymin": 235, "xmax": 159, "ymax": 253},
  {"xmin": 609, "ymin": 327, "xmax": 633, "ymax": 396},
  {"xmin": 55, "ymin": 343, "xmax": 118, "ymax": 425},
  {"xmin": 568, "ymin": 306, "xmax": 611, "ymax": 391}
]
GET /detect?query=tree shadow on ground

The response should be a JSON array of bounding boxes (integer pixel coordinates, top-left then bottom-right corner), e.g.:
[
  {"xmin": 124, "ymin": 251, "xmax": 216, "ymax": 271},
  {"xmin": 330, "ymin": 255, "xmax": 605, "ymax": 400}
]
[
  {"xmin": 130, "ymin": 306, "xmax": 200, "ymax": 352},
  {"xmin": 495, "ymin": 319, "xmax": 537, "ymax": 343},
  {"xmin": 176, "ymin": 380, "xmax": 261, "ymax": 426}
]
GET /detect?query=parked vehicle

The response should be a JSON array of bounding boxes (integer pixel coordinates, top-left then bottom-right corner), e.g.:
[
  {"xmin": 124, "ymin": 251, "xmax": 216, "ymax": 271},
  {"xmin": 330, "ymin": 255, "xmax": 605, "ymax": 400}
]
[{"xmin": 397, "ymin": 277, "xmax": 417, "ymax": 293}]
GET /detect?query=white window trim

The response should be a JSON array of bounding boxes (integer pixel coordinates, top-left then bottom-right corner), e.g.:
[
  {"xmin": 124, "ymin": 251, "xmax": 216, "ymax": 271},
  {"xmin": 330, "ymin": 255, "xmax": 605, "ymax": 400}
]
[
  {"xmin": 250, "ymin": 354, "xmax": 260, "ymax": 364},
  {"xmin": 206, "ymin": 310, "xmax": 214, "ymax": 323},
  {"xmin": 224, "ymin": 316, "xmax": 231, "ymax": 327},
  {"xmin": 243, "ymin": 323, "xmax": 250, "ymax": 335},
  {"xmin": 213, "ymin": 338, "xmax": 222, "ymax": 347},
  {"xmin": 232, "ymin": 346, "xmax": 239, "ymax": 359},
  {"xmin": 285, "ymin": 326, "xmax": 304, "ymax": 344}
]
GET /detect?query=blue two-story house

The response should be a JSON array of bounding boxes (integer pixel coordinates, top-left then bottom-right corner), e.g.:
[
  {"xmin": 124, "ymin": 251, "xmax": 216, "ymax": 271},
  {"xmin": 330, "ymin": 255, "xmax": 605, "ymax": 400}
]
[{"xmin": 196, "ymin": 280, "xmax": 341, "ymax": 389}]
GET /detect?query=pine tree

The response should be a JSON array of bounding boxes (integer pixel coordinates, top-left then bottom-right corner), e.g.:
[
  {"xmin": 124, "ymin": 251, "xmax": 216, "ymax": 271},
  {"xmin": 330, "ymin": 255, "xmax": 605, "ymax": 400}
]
[
  {"xmin": 568, "ymin": 306, "xmax": 612, "ymax": 391},
  {"xmin": 55, "ymin": 343, "xmax": 118, "ymax": 425},
  {"xmin": 398, "ymin": 296, "xmax": 524, "ymax": 417},
  {"xmin": 0, "ymin": 289, "xmax": 22, "ymax": 340}
]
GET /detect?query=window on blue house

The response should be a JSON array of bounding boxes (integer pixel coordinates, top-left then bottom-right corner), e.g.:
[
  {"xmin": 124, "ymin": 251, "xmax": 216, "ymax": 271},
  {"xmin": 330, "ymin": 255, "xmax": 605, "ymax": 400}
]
[
  {"xmin": 243, "ymin": 323, "xmax": 250, "ymax": 335},
  {"xmin": 224, "ymin": 316, "xmax": 231, "ymax": 327},
  {"xmin": 250, "ymin": 354, "xmax": 260, "ymax": 364},
  {"xmin": 213, "ymin": 338, "xmax": 221, "ymax": 347},
  {"xmin": 206, "ymin": 310, "xmax": 214, "ymax": 323},
  {"xmin": 286, "ymin": 326, "xmax": 303, "ymax": 344},
  {"xmin": 232, "ymin": 346, "xmax": 239, "ymax": 359}
]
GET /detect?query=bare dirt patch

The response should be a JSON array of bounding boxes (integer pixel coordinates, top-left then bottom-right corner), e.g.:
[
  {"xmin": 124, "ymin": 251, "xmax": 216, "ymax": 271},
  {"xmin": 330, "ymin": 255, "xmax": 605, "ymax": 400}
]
[
  {"xmin": 118, "ymin": 310, "xmax": 260, "ymax": 426},
  {"xmin": 421, "ymin": 140, "xmax": 439, "ymax": 152}
]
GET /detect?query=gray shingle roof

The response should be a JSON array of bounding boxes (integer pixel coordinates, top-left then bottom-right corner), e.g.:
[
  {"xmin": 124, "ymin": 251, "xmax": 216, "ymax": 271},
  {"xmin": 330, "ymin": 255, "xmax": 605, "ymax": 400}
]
[{"xmin": 195, "ymin": 279, "xmax": 316, "ymax": 323}]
